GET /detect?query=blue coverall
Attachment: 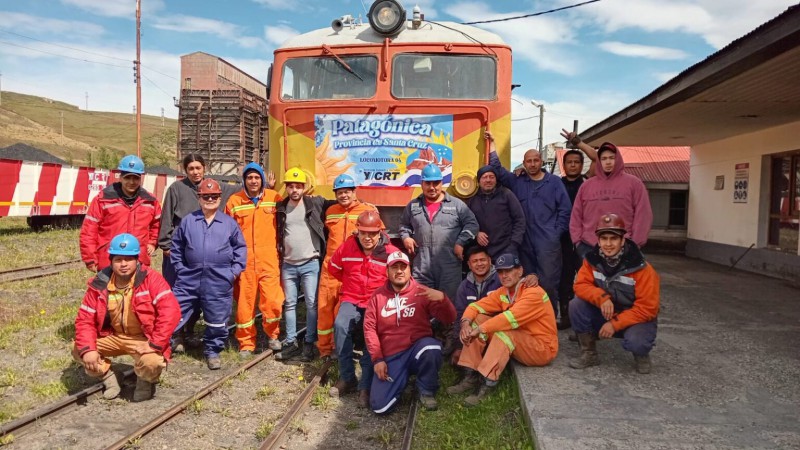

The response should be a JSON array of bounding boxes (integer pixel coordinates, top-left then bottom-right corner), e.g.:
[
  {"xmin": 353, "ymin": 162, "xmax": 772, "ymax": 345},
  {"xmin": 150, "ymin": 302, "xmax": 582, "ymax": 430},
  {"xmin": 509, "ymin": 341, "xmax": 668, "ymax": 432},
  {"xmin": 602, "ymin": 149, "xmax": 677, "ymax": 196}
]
[{"xmin": 171, "ymin": 210, "xmax": 247, "ymax": 357}]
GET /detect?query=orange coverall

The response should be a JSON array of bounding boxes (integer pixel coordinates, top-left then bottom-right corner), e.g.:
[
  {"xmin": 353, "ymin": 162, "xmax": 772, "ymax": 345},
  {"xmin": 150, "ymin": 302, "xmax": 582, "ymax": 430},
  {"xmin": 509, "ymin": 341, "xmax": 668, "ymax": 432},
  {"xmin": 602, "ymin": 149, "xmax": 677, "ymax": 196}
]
[
  {"xmin": 226, "ymin": 189, "xmax": 284, "ymax": 350},
  {"xmin": 459, "ymin": 282, "xmax": 558, "ymax": 381},
  {"xmin": 316, "ymin": 200, "xmax": 380, "ymax": 357}
]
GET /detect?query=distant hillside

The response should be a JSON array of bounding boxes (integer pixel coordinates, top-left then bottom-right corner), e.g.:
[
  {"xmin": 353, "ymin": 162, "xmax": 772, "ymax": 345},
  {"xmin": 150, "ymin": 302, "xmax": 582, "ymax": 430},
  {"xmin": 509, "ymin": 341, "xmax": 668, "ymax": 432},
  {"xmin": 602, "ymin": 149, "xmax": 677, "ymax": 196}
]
[{"xmin": 0, "ymin": 91, "xmax": 178, "ymax": 168}]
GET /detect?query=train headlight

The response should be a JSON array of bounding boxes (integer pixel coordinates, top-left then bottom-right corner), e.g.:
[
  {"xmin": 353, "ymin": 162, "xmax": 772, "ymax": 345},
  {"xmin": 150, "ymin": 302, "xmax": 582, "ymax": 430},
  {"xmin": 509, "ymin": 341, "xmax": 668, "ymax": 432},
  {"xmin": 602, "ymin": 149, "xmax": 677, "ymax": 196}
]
[
  {"xmin": 453, "ymin": 172, "xmax": 478, "ymax": 198},
  {"xmin": 368, "ymin": 0, "xmax": 406, "ymax": 36}
]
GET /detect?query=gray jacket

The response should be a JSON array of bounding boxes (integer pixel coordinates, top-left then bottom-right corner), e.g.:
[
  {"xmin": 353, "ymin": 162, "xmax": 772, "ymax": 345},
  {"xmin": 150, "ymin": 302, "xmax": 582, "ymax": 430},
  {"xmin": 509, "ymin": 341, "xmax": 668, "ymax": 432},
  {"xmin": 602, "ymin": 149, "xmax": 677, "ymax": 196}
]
[{"xmin": 157, "ymin": 178, "xmax": 238, "ymax": 251}]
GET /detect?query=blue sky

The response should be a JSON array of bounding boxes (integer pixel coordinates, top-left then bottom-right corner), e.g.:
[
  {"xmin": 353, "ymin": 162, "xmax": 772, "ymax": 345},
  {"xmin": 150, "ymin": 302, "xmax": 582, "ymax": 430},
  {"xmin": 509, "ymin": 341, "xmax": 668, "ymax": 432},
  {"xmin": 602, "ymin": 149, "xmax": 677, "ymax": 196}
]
[{"xmin": 0, "ymin": 0, "xmax": 796, "ymax": 164}]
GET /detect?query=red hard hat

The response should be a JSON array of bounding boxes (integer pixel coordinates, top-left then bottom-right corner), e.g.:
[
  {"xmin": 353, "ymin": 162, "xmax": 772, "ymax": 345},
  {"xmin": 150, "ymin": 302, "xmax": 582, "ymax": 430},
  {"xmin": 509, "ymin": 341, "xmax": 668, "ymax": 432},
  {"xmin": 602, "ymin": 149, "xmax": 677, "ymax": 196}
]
[
  {"xmin": 198, "ymin": 178, "xmax": 222, "ymax": 195},
  {"xmin": 595, "ymin": 213, "xmax": 626, "ymax": 237},
  {"xmin": 357, "ymin": 210, "xmax": 382, "ymax": 232}
]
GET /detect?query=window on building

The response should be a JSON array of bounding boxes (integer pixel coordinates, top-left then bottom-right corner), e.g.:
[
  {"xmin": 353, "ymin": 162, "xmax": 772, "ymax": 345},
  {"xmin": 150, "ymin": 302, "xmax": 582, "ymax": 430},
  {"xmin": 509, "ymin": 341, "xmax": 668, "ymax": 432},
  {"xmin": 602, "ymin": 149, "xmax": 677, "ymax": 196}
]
[
  {"xmin": 280, "ymin": 56, "xmax": 378, "ymax": 100},
  {"xmin": 768, "ymin": 152, "xmax": 800, "ymax": 252},
  {"xmin": 184, "ymin": 78, "xmax": 192, "ymax": 89},
  {"xmin": 668, "ymin": 191, "xmax": 687, "ymax": 228},
  {"xmin": 391, "ymin": 54, "xmax": 497, "ymax": 100}
]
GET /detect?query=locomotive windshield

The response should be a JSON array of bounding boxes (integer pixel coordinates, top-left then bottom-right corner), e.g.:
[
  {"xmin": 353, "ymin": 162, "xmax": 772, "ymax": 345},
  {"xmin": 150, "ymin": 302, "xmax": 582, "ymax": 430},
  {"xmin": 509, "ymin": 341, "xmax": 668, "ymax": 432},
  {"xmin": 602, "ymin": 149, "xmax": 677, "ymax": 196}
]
[
  {"xmin": 281, "ymin": 55, "xmax": 378, "ymax": 100},
  {"xmin": 391, "ymin": 54, "xmax": 496, "ymax": 100}
]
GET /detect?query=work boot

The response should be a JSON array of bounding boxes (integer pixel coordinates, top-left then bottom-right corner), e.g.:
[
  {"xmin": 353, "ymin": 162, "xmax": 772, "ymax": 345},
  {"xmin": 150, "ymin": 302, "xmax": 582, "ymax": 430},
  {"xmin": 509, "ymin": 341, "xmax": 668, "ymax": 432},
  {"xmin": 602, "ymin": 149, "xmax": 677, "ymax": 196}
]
[
  {"xmin": 358, "ymin": 389, "xmax": 370, "ymax": 408},
  {"xmin": 172, "ymin": 331, "xmax": 186, "ymax": 354},
  {"xmin": 206, "ymin": 355, "xmax": 221, "ymax": 370},
  {"xmin": 275, "ymin": 341, "xmax": 301, "ymax": 361},
  {"xmin": 634, "ymin": 354, "xmax": 652, "ymax": 374},
  {"xmin": 464, "ymin": 383, "xmax": 494, "ymax": 407},
  {"xmin": 329, "ymin": 378, "xmax": 358, "ymax": 398},
  {"xmin": 101, "ymin": 369, "xmax": 121, "ymax": 400},
  {"xmin": 268, "ymin": 339, "xmax": 282, "ymax": 352},
  {"xmin": 446, "ymin": 370, "xmax": 480, "ymax": 395},
  {"xmin": 132, "ymin": 378, "xmax": 155, "ymax": 402},
  {"xmin": 239, "ymin": 350, "xmax": 253, "ymax": 359},
  {"xmin": 419, "ymin": 394, "xmax": 438, "ymax": 411},
  {"xmin": 557, "ymin": 303, "xmax": 571, "ymax": 330},
  {"xmin": 569, "ymin": 333, "xmax": 600, "ymax": 369},
  {"xmin": 299, "ymin": 343, "xmax": 314, "ymax": 362}
]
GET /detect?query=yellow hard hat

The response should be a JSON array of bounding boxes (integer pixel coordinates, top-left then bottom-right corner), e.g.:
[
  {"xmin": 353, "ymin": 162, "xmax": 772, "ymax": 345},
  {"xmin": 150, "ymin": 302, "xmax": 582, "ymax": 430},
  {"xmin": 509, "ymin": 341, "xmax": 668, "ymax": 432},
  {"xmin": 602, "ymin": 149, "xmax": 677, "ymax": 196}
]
[{"xmin": 284, "ymin": 167, "xmax": 307, "ymax": 184}]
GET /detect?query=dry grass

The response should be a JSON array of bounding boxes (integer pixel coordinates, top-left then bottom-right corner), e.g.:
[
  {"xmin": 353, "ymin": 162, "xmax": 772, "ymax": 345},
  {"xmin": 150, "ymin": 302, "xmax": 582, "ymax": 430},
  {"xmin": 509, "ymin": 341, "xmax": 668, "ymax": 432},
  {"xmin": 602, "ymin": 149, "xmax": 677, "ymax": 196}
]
[{"xmin": 0, "ymin": 218, "xmax": 82, "ymax": 270}]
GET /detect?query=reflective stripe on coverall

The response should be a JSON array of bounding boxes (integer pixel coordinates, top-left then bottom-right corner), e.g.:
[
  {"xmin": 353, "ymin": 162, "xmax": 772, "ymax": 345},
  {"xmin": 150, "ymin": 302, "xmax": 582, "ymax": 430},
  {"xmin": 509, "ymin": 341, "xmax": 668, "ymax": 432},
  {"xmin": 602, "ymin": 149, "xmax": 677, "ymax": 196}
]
[
  {"xmin": 226, "ymin": 188, "xmax": 284, "ymax": 347},
  {"xmin": 317, "ymin": 200, "xmax": 380, "ymax": 356}
]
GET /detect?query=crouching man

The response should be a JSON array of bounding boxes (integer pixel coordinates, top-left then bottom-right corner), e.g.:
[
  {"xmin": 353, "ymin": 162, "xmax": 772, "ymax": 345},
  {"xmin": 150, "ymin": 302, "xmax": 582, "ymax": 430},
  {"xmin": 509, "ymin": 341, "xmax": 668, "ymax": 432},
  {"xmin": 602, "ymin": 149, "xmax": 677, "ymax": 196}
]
[
  {"xmin": 72, "ymin": 233, "xmax": 180, "ymax": 402},
  {"xmin": 364, "ymin": 251, "xmax": 456, "ymax": 413},
  {"xmin": 450, "ymin": 253, "xmax": 558, "ymax": 406},
  {"xmin": 569, "ymin": 213, "xmax": 659, "ymax": 374}
]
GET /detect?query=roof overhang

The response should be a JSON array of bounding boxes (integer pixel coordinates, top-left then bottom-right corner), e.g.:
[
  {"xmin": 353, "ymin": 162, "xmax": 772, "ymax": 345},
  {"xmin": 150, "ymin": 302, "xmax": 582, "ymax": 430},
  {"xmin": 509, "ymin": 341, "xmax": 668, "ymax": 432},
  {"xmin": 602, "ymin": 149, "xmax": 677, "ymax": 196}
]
[{"xmin": 581, "ymin": 5, "xmax": 800, "ymax": 147}]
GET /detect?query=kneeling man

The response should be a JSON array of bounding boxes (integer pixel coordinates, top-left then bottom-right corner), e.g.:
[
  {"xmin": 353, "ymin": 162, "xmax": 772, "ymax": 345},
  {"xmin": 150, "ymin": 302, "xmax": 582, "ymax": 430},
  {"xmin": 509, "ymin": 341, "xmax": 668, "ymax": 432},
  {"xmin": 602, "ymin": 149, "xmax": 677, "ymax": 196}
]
[
  {"xmin": 450, "ymin": 253, "xmax": 558, "ymax": 406},
  {"xmin": 364, "ymin": 251, "xmax": 456, "ymax": 413},
  {"xmin": 73, "ymin": 233, "xmax": 180, "ymax": 402},
  {"xmin": 569, "ymin": 213, "xmax": 659, "ymax": 374}
]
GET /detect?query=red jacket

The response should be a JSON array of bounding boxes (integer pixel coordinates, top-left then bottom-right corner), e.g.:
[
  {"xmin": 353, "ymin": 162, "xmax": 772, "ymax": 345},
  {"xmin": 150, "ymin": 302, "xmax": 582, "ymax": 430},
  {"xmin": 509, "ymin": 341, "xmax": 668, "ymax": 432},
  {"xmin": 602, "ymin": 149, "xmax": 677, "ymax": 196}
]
[
  {"xmin": 365, "ymin": 278, "xmax": 456, "ymax": 363},
  {"xmin": 74, "ymin": 265, "xmax": 180, "ymax": 359},
  {"xmin": 328, "ymin": 233, "xmax": 399, "ymax": 309},
  {"xmin": 80, "ymin": 184, "xmax": 162, "ymax": 269}
]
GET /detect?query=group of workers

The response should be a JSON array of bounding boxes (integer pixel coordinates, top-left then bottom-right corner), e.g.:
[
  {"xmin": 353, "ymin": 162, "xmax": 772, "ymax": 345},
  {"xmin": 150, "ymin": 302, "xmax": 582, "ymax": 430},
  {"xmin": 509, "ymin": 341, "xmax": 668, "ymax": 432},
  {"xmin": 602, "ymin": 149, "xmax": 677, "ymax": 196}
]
[{"xmin": 72, "ymin": 127, "xmax": 661, "ymax": 413}]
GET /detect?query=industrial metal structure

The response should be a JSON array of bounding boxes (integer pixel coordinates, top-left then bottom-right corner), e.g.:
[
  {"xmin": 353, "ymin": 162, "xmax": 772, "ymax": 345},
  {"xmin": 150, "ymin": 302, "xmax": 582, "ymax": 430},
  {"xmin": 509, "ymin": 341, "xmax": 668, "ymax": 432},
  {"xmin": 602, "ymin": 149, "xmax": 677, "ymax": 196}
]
[{"xmin": 178, "ymin": 52, "xmax": 268, "ymax": 176}]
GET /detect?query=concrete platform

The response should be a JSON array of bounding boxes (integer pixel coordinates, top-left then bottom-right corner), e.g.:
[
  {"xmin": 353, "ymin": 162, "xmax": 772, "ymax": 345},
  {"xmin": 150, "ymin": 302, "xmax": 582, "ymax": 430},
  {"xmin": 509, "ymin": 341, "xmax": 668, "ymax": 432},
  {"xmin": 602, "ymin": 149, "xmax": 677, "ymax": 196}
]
[{"xmin": 514, "ymin": 253, "xmax": 800, "ymax": 450}]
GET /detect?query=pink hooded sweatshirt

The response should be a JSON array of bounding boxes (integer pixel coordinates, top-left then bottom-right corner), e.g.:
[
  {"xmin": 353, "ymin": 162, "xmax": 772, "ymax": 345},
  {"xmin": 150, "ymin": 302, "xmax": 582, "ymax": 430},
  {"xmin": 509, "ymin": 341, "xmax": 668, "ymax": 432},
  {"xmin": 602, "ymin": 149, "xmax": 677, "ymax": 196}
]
[{"xmin": 570, "ymin": 145, "xmax": 653, "ymax": 247}]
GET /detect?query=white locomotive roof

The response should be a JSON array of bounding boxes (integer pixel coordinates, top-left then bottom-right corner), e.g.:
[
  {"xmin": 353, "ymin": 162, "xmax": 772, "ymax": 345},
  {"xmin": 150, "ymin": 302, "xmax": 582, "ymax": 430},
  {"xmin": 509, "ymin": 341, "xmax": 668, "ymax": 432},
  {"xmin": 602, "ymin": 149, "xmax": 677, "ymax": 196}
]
[{"xmin": 278, "ymin": 21, "xmax": 507, "ymax": 50}]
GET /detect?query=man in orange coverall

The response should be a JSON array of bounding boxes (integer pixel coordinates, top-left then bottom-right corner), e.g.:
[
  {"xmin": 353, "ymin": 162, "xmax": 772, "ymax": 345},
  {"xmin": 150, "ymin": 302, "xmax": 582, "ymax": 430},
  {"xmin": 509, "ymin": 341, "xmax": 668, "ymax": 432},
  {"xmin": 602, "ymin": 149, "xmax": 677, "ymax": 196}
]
[
  {"xmin": 225, "ymin": 162, "xmax": 284, "ymax": 357},
  {"xmin": 449, "ymin": 253, "xmax": 558, "ymax": 407},
  {"xmin": 316, "ymin": 174, "xmax": 381, "ymax": 359},
  {"xmin": 568, "ymin": 213, "xmax": 660, "ymax": 374}
]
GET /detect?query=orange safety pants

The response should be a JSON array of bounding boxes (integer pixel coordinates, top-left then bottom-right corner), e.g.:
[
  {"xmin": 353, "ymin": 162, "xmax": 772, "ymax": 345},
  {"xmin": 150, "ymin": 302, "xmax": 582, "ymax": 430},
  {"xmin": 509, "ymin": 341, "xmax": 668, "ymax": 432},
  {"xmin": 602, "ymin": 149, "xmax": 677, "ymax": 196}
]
[
  {"xmin": 235, "ymin": 265, "xmax": 285, "ymax": 349},
  {"xmin": 72, "ymin": 334, "xmax": 165, "ymax": 383},
  {"xmin": 316, "ymin": 261, "xmax": 341, "ymax": 357},
  {"xmin": 457, "ymin": 314, "xmax": 558, "ymax": 381}
]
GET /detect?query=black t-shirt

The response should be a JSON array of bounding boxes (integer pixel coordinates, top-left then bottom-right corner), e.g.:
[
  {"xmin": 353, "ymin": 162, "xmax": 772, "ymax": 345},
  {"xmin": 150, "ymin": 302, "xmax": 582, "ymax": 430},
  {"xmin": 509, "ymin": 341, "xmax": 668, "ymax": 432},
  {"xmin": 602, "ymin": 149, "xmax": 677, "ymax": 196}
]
[{"xmin": 561, "ymin": 175, "xmax": 585, "ymax": 206}]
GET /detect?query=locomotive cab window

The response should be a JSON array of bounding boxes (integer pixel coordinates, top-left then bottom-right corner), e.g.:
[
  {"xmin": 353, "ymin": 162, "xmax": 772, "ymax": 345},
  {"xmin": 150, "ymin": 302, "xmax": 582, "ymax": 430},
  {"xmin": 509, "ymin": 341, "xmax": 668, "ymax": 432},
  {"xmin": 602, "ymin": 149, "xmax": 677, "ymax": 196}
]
[
  {"xmin": 391, "ymin": 54, "xmax": 496, "ymax": 100},
  {"xmin": 281, "ymin": 55, "xmax": 378, "ymax": 100}
]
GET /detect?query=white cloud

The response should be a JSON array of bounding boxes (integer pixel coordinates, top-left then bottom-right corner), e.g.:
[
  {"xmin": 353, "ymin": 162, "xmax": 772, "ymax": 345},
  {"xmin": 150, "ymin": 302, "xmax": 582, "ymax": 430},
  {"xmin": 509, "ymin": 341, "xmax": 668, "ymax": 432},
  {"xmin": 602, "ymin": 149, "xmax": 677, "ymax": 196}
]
[
  {"xmin": 250, "ymin": 0, "xmax": 299, "ymax": 11},
  {"xmin": 264, "ymin": 25, "xmax": 300, "ymax": 47},
  {"xmin": 572, "ymin": 0, "xmax": 796, "ymax": 50},
  {"xmin": 598, "ymin": 41, "xmax": 688, "ymax": 60},
  {"xmin": 222, "ymin": 57, "xmax": 272, "ymax": 85},
  {"xmin": 0, "ymin": 12, "xmax": 105, "ymax": 37},
  {"xmin": 445, "ymin": 2, "xmax": 576, "ymax": 75},
  {"xmin": 152, "ymin": 15, "xmax": 266, "ymax": 49},
  {"xmin": 60, "ymin": 0, "xmax": 165, "ymax": 18}
]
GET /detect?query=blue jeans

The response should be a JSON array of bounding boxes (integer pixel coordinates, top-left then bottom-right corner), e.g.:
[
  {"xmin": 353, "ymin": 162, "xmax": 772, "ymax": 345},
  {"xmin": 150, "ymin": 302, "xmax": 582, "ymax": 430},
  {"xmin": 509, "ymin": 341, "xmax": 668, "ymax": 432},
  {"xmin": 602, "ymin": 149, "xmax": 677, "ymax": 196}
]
[
  {"xmin": 370, "ymin": 337, "xmax": 442, "ymax": 414},
  {"xmin": 334, "ymin": 302, "xmax": 373, "ymax": 391},
  {"xmin": 569, "ymin": 298, "xmax": 657, "ymax": 356},
  {"xmin": 281, "ymin": 259, "xmax": 319, "ymax": 345}
]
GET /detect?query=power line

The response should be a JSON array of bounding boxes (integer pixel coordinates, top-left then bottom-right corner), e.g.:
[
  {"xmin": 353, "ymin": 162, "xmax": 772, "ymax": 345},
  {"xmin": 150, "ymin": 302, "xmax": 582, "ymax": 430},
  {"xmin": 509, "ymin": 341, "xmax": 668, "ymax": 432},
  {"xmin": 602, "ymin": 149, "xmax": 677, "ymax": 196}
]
[
  {"xmin": 0, "ymin": 28, "xmax": 131, "ymax": 62},
  {"xmin": 142, "ymin": 74, "xmax": 173, "ymax": 98},
  {"xmin": 461, "ymin": 0, "xmax": 601, "ymax": 25},
  {"xmin": 0, "ymin": 39, "xmax": 130, "ymax": 69}
]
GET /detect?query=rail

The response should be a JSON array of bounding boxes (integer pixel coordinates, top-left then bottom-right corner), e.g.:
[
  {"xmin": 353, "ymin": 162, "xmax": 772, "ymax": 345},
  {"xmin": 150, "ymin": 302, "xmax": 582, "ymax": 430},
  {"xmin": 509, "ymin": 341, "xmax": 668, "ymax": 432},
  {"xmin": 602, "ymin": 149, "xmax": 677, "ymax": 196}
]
[{"xmin": 0, "ymin": 259, "xmax": 84, "ymax": 283}]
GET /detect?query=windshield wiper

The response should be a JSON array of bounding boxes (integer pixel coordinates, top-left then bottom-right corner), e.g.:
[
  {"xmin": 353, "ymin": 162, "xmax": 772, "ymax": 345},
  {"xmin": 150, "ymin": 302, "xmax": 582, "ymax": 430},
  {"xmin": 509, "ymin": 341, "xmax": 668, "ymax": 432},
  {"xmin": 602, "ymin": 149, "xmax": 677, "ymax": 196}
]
[{"xmin": 322, "ymin": 44, "xmax": 364, "ymax": 81}]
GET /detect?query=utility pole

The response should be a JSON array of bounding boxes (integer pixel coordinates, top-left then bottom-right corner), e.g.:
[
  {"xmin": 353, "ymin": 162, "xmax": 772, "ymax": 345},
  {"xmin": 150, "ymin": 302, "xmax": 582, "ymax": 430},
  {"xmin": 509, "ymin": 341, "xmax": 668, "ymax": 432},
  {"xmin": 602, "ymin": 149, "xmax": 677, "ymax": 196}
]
[
  {"xmin": 135, "ymin": 0, "xmax": 142, "ymax": 157},
  {"xmin": 161, "ymin": 107, "xmax": 165, "ymax": 127},
  {"xmin": 85, "ymin": 91, "xmax": 88, "ymax": 110},
  {"xmin": 132, "ymin": 105, "xmax": 136, "ymax": 123},
  {"xmin": 531, "ymin": 100, "xmax": 546, "ymax": 162}
]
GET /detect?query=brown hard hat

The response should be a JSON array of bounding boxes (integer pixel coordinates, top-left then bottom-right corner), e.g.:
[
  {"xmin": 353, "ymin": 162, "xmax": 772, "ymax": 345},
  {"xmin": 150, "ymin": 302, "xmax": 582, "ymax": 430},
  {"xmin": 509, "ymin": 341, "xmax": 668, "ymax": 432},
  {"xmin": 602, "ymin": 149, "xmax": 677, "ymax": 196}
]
[
  {"xmin": 595, "ymin": 213, "xmax": 626, "ymax": 237},
  {"xmin": 357, "ymin": 210, "xmax": 382, "ymax": 232},
  {"xmin": 198, "ymin": 178, "xmax": 222, "ymax": 195}
]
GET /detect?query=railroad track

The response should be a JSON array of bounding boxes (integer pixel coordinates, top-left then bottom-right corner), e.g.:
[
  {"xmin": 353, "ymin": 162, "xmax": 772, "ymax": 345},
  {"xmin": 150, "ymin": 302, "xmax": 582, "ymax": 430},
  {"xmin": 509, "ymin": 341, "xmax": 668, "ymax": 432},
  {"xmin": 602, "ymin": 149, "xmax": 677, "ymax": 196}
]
[{"xmin": 0, "ymin": 259, "xmax": 84, "ymax": 283}]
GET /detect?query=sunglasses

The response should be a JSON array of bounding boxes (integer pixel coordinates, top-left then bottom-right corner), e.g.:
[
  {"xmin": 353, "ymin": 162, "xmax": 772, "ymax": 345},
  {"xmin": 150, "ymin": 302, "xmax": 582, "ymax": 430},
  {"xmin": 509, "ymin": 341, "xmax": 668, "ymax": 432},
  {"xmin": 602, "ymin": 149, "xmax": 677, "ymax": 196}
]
[{"xmin": 200, "ymin": 195, "xmax": 220, "ymax": 201}]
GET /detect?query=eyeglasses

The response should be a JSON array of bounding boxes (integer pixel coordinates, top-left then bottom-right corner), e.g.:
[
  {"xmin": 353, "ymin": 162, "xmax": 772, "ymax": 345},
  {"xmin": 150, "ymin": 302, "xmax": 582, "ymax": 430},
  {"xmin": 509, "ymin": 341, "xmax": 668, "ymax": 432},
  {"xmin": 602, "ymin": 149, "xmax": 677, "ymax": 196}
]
[{"xmin": 200, "ymin": 195, "xmax": 220, "ymax": 201}]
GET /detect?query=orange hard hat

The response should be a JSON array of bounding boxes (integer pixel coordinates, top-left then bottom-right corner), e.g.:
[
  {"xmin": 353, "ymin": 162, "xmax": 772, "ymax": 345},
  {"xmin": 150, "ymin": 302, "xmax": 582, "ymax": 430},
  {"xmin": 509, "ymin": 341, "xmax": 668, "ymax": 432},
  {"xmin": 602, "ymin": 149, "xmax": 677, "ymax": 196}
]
[
  {"xmin": 357, "ymin": 210, "xmax": 382, "ymax": 232},
  {"xmin": 198, "ymin": 178, "xmax": 222, "ymax": 195},
  {"xmin": 595, "ymin": 213, "xmax": 626, "ymax": 237}
]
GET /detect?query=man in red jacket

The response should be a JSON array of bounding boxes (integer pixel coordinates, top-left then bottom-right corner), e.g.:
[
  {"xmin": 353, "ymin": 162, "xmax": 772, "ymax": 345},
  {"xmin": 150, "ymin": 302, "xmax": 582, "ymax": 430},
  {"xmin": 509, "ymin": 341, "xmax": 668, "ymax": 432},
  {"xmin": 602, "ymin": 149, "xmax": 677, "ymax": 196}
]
[
  {"xmin": 80, "ymin": 155, "xmax": 162, "ymax": 271},
  {"xmin": 72, "ymin": 233, "xmax": 180, "ymax": 402},
  {"xmin": 364, "ymin": 251, "xmax": 456, "ymax": 413},
  {"xmin": 328, "ymin": 210, "xmax": 399, "ymax": 407}
]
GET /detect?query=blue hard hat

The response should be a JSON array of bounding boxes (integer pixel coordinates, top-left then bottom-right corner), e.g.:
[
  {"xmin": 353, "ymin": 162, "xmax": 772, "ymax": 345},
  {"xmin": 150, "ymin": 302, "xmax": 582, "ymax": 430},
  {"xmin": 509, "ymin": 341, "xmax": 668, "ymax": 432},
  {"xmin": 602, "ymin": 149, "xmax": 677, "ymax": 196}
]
[
  {"xmin": 421, "ymin": 164, "xmax": 443, "ymax": 182},
  {"xmin": 333, "ymin": 174, "xmax": 356, "ymax": 190},
  {"xmin": 118, "ymin": 155, "xmax": 145, "ymax": 175},
  {"xmin": 108, "ymin": 233, "xmax": 140, "ymax": 256}
]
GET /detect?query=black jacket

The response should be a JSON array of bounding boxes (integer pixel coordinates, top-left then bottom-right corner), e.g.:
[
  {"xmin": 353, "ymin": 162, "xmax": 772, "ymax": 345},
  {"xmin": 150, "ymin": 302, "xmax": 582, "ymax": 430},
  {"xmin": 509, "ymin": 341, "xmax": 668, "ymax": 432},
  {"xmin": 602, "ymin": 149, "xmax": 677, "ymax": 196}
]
[
  {"xmin": 276, "ymin": 196, "xmax": 334, "ymax": 264},
  {"xmin": 467, "ymin": 186, "xmax": 526, "ymax": 259}
]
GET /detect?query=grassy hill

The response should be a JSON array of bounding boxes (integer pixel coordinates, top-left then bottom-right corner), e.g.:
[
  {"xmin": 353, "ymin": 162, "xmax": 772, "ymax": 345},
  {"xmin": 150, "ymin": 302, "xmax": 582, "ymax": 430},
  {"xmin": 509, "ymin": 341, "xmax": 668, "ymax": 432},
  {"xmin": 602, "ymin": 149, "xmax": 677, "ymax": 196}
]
[{"xmin": 0, "ymin": 91, "xmax": 178, "ymax": 168}]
